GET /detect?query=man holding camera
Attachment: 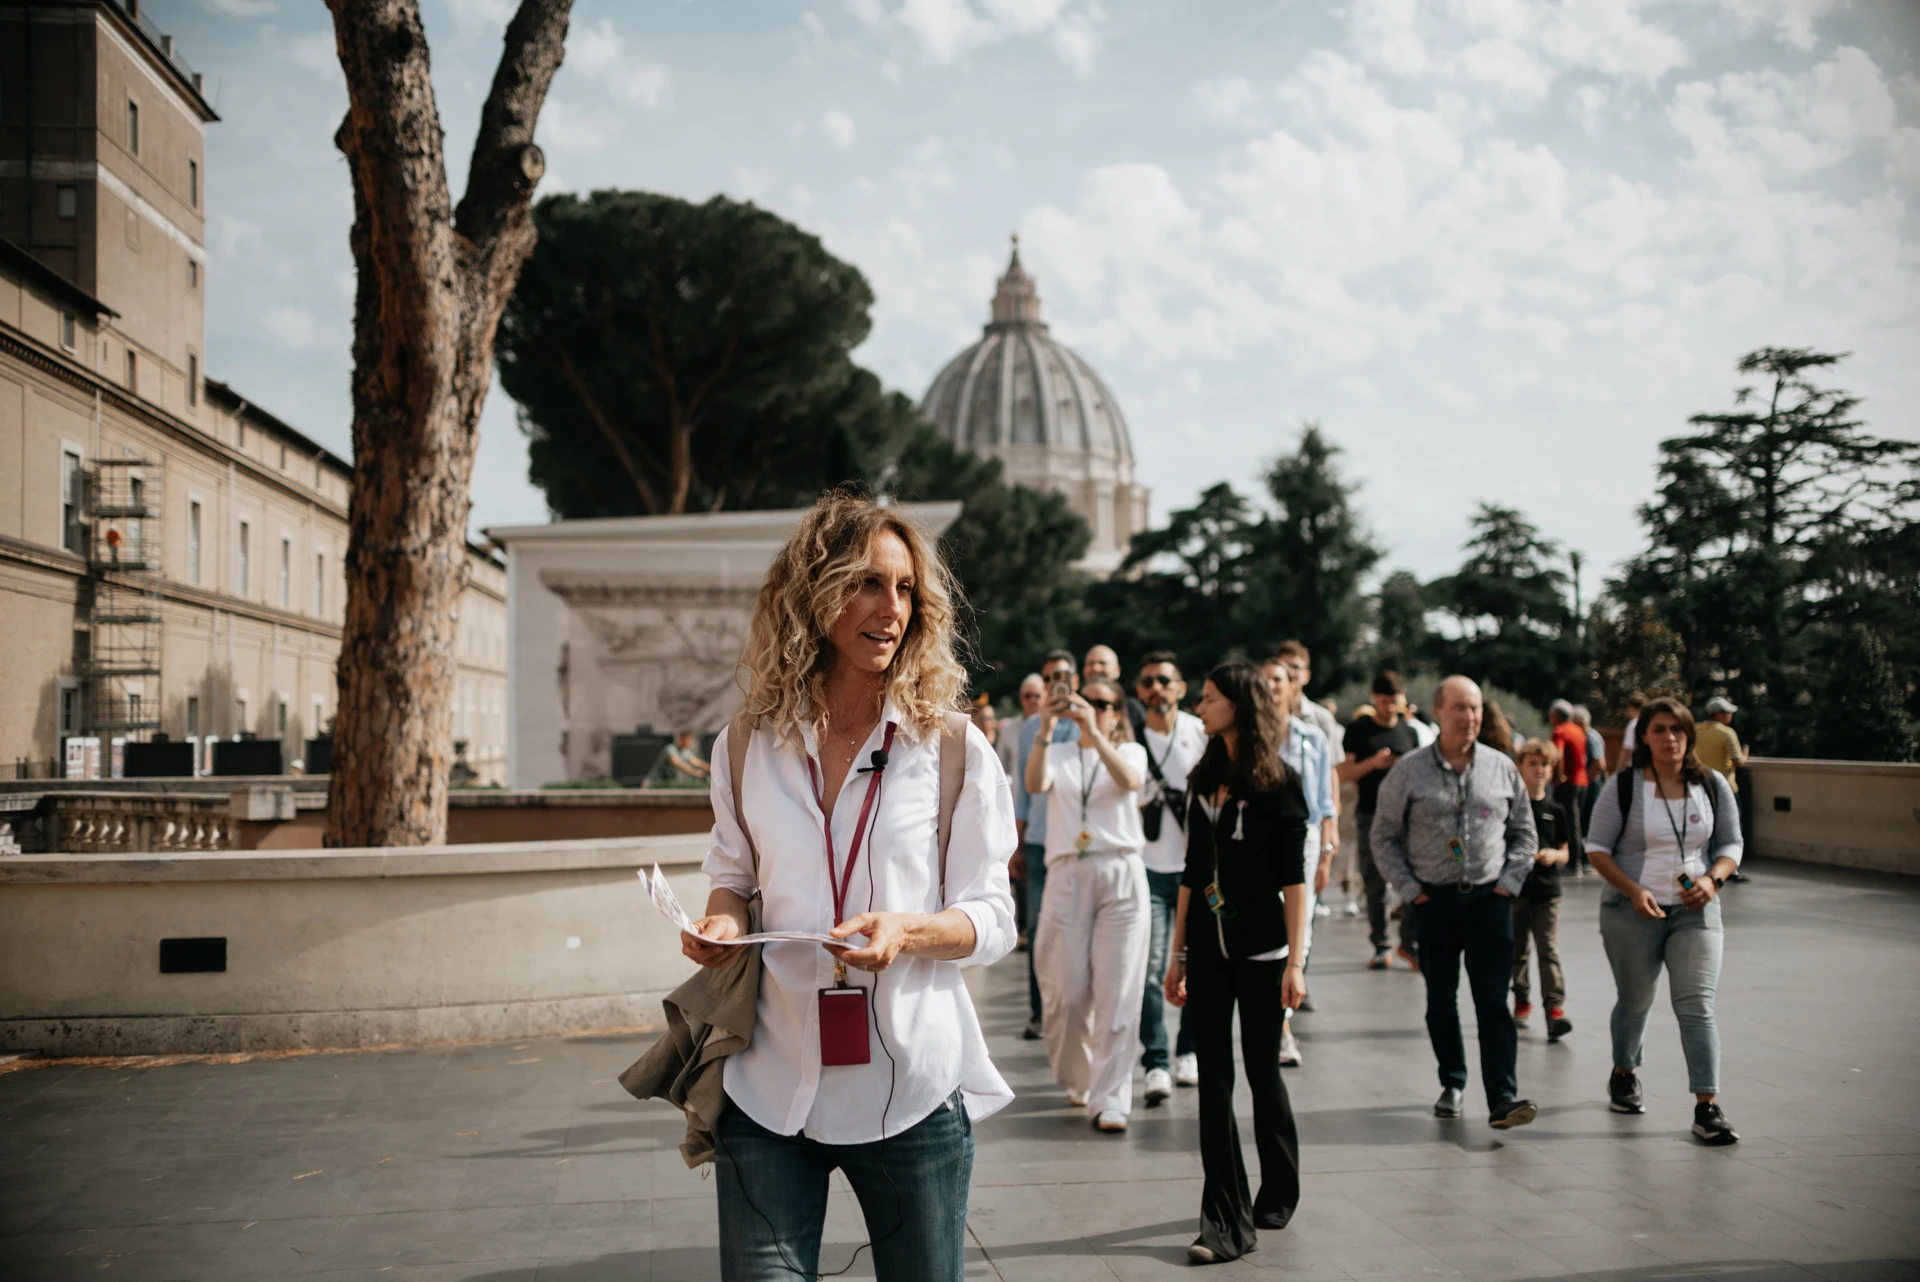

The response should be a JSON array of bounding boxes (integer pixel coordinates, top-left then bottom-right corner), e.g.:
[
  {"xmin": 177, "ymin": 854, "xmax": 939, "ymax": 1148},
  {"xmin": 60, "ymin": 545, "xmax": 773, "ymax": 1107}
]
[{"xmin": 1134, "ymin": 650, "xmax": 1208, "ymax": 1098}]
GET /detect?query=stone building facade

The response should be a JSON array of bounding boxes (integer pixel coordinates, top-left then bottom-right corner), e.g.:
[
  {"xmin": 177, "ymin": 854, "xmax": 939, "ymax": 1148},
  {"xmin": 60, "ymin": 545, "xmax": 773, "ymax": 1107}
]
[{"xmin": 0, "ymin": 0, "xmax": 506, "ymax": 781}]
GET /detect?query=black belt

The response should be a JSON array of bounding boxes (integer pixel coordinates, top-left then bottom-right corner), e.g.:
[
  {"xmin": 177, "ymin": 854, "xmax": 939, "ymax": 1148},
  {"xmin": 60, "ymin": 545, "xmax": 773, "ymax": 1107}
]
[{"xmin": 1423, "ymin": 878, "xmax": 1500, "ymax": 896}]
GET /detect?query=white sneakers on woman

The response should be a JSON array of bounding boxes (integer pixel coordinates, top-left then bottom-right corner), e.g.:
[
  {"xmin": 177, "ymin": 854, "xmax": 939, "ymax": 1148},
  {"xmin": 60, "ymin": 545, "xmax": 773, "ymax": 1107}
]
[
  {"xmin": 1173, "ymin": 1053, "xmax": 1200, "ymax": 1086},
  {"xmin": 1066, "ymin": 1088, "xmax": 1089, "ymax": 1107},
  {"xmin": 1144, "ymin": 1067, "xmax": 1172, "ymax": 1105},
  {"xmin": 1096, "ymin": 1110, "xmax": 1128, "ymax": 1132}
]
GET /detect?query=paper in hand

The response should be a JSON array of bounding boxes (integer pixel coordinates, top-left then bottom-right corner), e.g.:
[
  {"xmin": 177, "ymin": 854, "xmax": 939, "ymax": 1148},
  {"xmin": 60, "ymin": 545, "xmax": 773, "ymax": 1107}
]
[{"xmin": 641, "ymin": 866, "xmax": 846, "ymax": 946}]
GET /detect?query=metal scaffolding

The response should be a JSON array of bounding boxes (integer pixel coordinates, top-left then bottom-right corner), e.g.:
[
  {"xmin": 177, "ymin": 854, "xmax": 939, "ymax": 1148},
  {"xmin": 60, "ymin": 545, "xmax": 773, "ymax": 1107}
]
[{"xmin": 86, "ymin": 456, "xmax": 165, "ymax": 741}]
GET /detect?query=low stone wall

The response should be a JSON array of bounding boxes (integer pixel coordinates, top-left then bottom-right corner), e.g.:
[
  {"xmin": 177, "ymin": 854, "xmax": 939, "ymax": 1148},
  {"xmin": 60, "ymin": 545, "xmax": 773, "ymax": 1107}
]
[
  {"xmin": 0, "ymin": 833, "xmax": 711, "ymax": 1057},
  {"xmin": 1746, "ymin": 758, "xmax": 1919, "ymax": 875}
]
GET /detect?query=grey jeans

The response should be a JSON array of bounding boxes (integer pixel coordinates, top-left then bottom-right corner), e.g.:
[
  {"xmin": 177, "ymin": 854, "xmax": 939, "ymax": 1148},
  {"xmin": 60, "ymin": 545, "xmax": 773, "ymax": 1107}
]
[{"xmin": 1599, "ymin": 891, "xmax": 1724, "ymax": 1094}]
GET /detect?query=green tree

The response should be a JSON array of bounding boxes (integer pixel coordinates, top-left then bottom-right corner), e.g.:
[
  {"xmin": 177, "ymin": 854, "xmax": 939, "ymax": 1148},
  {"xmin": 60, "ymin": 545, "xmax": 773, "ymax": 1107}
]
[
  {"xmin": 1081, "ymin": 482, "xmax": 1256, "ymax": 674},
  {"xmin": 1810, "ymin": 626, "xmax": 1916, "ymax": 762},
  {"xmin": 1239, "ymin": 424, "xmax": 1383, "ymax": 694},
  {"xmin": 1425, "ymin": 503, "xmax": 1580, "ymax": 710},
  {"xmin": 497, "ymin": 190, "xmax": 893, "ymax": 516},
  {"xmin": 1587, "ymin": 596, "xmax": 1686, "ymax": 725},
  {"xmin": 1623, "ymin": 348, "xmax": 1917, "ymax": 753},
  {"xmin": 1371, "ymin": 570, "xmax": 1430, "ymax": 676}
]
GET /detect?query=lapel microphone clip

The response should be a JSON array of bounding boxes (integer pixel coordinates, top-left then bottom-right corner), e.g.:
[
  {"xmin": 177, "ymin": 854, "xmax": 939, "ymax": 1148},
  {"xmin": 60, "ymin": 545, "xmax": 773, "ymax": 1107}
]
[{"xmin": 857, "ymin": 748, "xmax": 890, "ymax": 775}]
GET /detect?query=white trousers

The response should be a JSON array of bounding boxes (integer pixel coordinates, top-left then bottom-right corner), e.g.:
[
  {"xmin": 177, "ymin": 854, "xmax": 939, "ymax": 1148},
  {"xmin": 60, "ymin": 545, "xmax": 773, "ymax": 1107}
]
[{"xmin": 1035, "ymin": 851, "xmax": 1150, "ymax": 1117}]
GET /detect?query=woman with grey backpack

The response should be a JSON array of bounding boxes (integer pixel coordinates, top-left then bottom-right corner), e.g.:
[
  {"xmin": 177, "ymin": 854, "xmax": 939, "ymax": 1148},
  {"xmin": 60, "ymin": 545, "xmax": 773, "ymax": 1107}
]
[{"xmin": 1583, "ymin": 696, "xmax": 1744, "ymax": 1146}]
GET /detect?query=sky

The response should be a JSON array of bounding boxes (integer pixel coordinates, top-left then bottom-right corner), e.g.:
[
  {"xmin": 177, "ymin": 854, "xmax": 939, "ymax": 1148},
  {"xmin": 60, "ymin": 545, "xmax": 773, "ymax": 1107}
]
[{"xmin": 163, "ymin": 0, "xmax": 1919, "ymax": 592}]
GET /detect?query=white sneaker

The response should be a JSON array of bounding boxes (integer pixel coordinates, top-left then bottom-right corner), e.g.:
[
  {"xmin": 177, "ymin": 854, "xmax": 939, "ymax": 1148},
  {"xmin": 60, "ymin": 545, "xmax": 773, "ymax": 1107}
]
[
  {"xmin": 1066, "ymin": 1088, "xmax": 1089, "ymax": 1107},
  {"xmin": 1314, "ymin": 901, "xmax": 1331, "ymax": 918},
  {"xmin": 1095, "ymin": 1110, "xmax": 1128, "ymax": 1132},
  {"xmin": 1343, "ymin": 898, "xmax": 1360, "ymax": 917},
  {"xmin": 1279, "ymin": 1025, "xmax": 1303, "ymax": 1067},
  {"xmin": 1144, "ymin": 1067, "xmax": 1172, "ymax": 1105},
  {"xmin": 1173, "ymin": 1053, "xmax": 1199, "ymax": 1087}
]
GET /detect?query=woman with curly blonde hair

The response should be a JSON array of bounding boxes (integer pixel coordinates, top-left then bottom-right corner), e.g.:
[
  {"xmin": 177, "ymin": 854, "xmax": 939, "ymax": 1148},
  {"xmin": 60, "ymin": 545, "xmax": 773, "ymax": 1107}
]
[{"xmin": 680, "ymin": 489, "xmax": 1018, "ymax": 1282}]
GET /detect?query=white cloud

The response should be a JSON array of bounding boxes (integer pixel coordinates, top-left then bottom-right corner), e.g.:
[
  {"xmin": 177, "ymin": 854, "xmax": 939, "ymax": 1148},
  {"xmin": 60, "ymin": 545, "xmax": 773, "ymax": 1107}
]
[
  {"xmin": 262, "ymin": 304, "xmax": 326, "ymax": 349},
  {"xmin": 823, "ymin": 109, "xmax": 857, "ymax": 149},
  {"xmin": 213, "ymin": 213, "xmax": 265, "ymax": 259},
  {"xmin": 1672, "ymin": 47, "xmax": 1901, "ymax": 183},
  {"xmin": 538, "ymin": 98, "xmax": 620, "ymax": 154},
  {"xmin": 443, "ymin": 0, "xmax": 516, "ymax": 39},
  {"xmin": 857, "ymin": 0, "xmax": 1103, "ymax": 75},
  {"xmin": 562, "ymin": 18, "xmax": 671, "ymax": 109},
  {"xmin": 286, "ymin": 31, "xmax": 339, "ymax": 81},
  {"xmin": 896, "ymin": 136, "xmax": 956, "ymax": 208},
  {"xmin": 200, "ymin": 0, "xmax": 277, "ymax": 15},
  {"xmin": 1703, "ymin": 0, "xmax": 1841, "ymax": 53},
  {"xmin": 1195, "ymin": 75, "xmax": 1258, "ymax": 127}
]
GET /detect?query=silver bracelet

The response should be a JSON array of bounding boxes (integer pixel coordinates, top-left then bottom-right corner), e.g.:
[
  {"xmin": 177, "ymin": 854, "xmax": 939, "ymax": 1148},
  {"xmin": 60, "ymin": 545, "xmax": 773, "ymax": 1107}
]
[{"xmin": 1170, "ymin": 949, "xmax": 1187, "ymax": 962}]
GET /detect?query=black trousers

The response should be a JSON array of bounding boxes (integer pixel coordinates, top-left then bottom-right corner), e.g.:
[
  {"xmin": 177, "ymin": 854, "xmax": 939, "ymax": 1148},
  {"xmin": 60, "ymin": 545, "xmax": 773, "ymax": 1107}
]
[
  {"xmin": 1412, "ymin": 884, "xmax": 1519, "ymax": 1109},
  {"xmin": 1554, "ymin": 783, "xmax": 1587, "ymax": 870},
  {"xmin": 1186, "ymin": 950, "xmax": 1300, "ymax": 1262}
]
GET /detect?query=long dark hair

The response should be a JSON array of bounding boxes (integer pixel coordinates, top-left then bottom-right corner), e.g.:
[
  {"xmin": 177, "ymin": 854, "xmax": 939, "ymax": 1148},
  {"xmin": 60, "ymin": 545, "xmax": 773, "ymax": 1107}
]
[
  {"xmin": 1631, "ymin": 697, "xmax": 1708, "ymax": 785},
  {"xmin": 1479, "ymin": 700, "xmax": 1516, "ymax": 758},
  {"xmin": 1188, "ymin": 661, "xmax": 1292, "ymax": 798}
]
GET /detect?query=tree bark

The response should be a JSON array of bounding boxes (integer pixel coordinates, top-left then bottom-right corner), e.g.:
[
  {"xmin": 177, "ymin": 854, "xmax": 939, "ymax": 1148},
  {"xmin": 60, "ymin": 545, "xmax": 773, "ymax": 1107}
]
[{"xmin": 323, "ymin": 0, "xmax": 572, "ymax": 847}]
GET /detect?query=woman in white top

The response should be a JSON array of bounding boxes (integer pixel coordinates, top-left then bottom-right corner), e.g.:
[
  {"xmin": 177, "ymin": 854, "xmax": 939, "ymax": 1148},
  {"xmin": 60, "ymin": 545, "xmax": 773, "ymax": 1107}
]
[
  {"xmin": 680, "ymin": 491, "xmax": 1017, "ymax": 1282},
  {"xmin": 1584, "ymin": 697, "xmax": 1744, "ymax": 1147},
  {"xmin": 1025, "ymin": 676, "xmax": 1148, "ymax": 1130}
]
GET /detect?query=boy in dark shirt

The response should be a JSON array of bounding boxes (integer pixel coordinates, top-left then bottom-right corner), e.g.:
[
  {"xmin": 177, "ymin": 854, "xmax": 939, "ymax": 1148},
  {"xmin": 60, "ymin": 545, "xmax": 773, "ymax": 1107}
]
[{"xmin": 1514, "ymin": 740, "xmax": 1572, "ymax": 1041}]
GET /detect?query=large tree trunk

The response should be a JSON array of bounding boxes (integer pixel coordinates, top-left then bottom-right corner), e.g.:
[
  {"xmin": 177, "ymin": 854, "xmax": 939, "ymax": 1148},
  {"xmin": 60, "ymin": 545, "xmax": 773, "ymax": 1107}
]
[{"xmin": 324, "ymin": 0, "xmax": 572, "ymax": 847}]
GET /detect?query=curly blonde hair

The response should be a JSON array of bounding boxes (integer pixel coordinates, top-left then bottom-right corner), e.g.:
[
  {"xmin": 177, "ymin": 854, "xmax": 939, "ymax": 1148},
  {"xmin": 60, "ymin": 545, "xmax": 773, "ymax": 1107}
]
[{"xmin": 738, "ymin": 489, "xmax": 968, "ymax": 744}]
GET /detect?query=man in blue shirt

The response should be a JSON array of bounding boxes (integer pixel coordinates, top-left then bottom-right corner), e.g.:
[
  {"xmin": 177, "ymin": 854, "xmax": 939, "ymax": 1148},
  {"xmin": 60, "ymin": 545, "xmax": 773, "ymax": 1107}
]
[{"xmin": 1011, "ymin": 649, "xmax": 1080, "ymax": 1039}]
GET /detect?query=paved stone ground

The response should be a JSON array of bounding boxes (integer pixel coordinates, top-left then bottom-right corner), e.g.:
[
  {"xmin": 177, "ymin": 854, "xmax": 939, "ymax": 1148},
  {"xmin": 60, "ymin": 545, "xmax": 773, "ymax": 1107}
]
[{"xmin": 4, "ymin": 861, "xmax": 1918, "ymax": 1281}]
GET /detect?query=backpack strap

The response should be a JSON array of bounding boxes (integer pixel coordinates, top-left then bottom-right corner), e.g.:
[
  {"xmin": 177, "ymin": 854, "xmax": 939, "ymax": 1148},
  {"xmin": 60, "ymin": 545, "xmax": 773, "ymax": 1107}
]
[
  {"xmin": 1617, "ymin": 766, "xmax": 1633, "ymax": 820},
  {"xmin": 727, "ymin": 711, "xmax": 761, "ymax": 880},
  {"xmin": 936, "ymin": 709, "xmax": 970, "ymax": 899}
]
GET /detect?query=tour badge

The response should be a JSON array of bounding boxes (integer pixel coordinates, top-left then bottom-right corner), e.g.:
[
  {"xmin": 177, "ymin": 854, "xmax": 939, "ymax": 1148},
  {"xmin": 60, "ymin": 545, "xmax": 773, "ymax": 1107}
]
[
  {"xmin": 1074, "ymin": 829, "xmax": 1093, "ymax": 855},
  {"xmin": 818, "ymin": 986, "xmax": 872, "ymax": 1066}
]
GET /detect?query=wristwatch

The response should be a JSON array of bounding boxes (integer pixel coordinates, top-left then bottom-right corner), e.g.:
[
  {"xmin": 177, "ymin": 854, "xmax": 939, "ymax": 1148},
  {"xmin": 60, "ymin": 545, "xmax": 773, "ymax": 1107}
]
[{"xmin": 1709, "ymin": 873, "xmax": 1727, "ymax": 890}]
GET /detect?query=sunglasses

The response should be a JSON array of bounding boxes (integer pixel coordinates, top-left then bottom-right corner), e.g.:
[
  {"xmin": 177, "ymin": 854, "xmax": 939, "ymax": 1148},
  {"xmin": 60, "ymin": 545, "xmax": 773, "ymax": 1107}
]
[
  {"xmin": 1138, "ymin": 674, "xmax": 1177, "ymax": 687},
  {"xmin": 1085, "ymin": 698, "xmax": 1120, "ymax": 712}
]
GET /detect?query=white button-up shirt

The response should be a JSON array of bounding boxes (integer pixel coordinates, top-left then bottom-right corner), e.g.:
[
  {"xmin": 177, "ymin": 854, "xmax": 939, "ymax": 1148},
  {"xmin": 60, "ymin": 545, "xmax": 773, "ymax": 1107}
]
[{"xmin": 703, "ymin": 702, "xmax": 1019, "ymax": 1144}]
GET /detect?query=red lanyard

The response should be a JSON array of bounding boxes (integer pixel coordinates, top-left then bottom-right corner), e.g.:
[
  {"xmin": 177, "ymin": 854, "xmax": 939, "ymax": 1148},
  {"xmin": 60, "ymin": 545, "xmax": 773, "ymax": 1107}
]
[{"xmin": 806, "ymin": 721, "xmax": 898, "ymax": 923}]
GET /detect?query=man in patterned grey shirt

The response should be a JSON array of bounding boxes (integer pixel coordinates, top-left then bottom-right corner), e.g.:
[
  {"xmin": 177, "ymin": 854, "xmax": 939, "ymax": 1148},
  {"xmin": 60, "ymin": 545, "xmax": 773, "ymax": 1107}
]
[{"xmin": 1371, "ymin": 675, "xmax": 1539, "ymax": 1129}]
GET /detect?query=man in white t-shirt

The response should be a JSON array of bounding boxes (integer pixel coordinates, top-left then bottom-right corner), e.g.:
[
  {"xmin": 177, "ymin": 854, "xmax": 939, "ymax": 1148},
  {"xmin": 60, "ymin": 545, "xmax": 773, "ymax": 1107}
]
[{"xmin": 1133, "ymin": 649, "xmax": 1209, "ymax": 1099}]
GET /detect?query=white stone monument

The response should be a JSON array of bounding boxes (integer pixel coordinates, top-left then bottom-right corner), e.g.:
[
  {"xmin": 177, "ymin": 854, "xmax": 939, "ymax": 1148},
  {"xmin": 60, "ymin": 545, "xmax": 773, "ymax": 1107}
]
[{"xmin": 486, "ymin": 504, "xmax": 962, "ymax": 789}]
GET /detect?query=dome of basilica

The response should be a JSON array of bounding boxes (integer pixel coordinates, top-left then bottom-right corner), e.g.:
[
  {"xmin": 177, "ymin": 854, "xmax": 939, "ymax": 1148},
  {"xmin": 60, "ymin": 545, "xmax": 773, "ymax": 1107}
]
[{"xmin": 920, "ymin": 239, "xmax": 1148, "ymax": 575}]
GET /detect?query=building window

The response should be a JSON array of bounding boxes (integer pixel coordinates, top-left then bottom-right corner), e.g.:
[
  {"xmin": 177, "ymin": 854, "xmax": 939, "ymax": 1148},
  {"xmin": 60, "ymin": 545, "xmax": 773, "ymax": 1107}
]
[
  {"xmin": 60, "ymin": 311, "xmax": 76, "ymax": 351},
  {"xmin": 278, "ymin": 536, "xmax": 290, "ymax": 607},
  {"xmin": 187, "ymin": 353, "xmax": 198, "ymax": 406},
  {"xmin": 312, "ymin": 697, "xmax": 325, "ymax": 739},
  {"xmin": 61, "ymin": 449, "xmax": 84, "ymax": 552},
  {"xmin": 126, "ymin": 349, "xmax": 137, "ymax": 390},
  {"xmin": 186, "ymin": 696, "xmax": 200, "ymax": 737},
  {"xmin": 127, "ymin": 100, "xmax": 139, "ymax": 155},
  {"xmin": 188, "ymin": 158, "xmax": 199, "ymax": 208},
  {"xmin": 237, "ymin": 520, "xmax": 251, "ymax": 595},
  {"xmin": 56, "ymin": 185, "xmax": 77, "ymax": 220},
  {"xmin": 59, "ymin": 685, "xmax": 82, "ymax": 737},
  {"xmin": 314, "ymin": 552, "xmax": 325, "ymax": 615},
  {"xmin": 236, "ymin": 695, "xmax": 250, "ymax": 734},
  {"xmin": 188, "ymin": 500, "xmax": 202, "ymax": 583},
  {"xmin": 276, "ymin": 698, "xmax": 288, "ymax": 739},
  {"xmin": 188, "ymin": 258, "xmax": 198, "ymax": 289},
  {"xmin": 129, "ymin": 692, "xmax": 144, "ymax": 726},
  {"xmin": 278, "ymin": 442, "xmax": 287, "ymax": 470}
]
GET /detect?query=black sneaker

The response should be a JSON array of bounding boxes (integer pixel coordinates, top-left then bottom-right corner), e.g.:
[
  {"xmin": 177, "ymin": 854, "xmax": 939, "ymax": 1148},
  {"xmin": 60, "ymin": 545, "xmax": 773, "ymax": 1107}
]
[
  {"xmin": 1608, "ymin": 1070, "xmax": 1644, "ymax": 1114},
  {"xmin": 1693, "ymin": 1101, "xmax": 1739, "ymax": 1145},
  {"xmin": 1489, "ymin": 1099, "xmax": 1537, "ymax": 1129},
  {"xmin": 1022, "ymin": 1017, "xmax": 1042, "ymax": 1040},
  {"xmin": 1546, "ymin": 1010, "xmax": 1573, "ymax": 1042}
]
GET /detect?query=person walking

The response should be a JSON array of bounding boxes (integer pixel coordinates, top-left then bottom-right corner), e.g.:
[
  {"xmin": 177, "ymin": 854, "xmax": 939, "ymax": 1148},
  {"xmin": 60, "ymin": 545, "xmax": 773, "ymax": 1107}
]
[
  {"xmin": 1339, "ymin": 671, "xmax": 1422, "ymax": 970},
  {"xmin": 1512, "ymin": 739, "xmax": 1572, "ymax": 1041},
  {"xmin": 1371, "ymin": 676, "xmax": 1539, "ymax": 1128},
  {"xmin": 1694, "ymin": 697, "xmax": 1750, "ymax": 882},
  {"xmin": 1134, "ymin": 650, "xmax": 1208, "ymax": 1099},
  {"xmin": 1010, "ymin": 652, "xmax": 1079, "ymax": 1039},
  {"xmin": 1549, "ymin": 700, "xmax": 1590, "ymax": 874},
  {"xmin": 1026, "ymin": 677, "xmax": 1149, "ymax": 1132},
  {"xmin": 681, "ymin": 491, "xmax": 1018, "ymax": 1282},
  {"xmin": 1615, "ymin": 691, "xmax": 1648, "ymax": 772},
  {"xmin": 1575, "ymin": 705, "xmax": 1607, "ymax": 835},
  {"xmin": 1585, "ymin": 697, "xmax": 1745, "ymax": 1145},
  {"xmin": 1163, "ymin": 662, "xmax": 1310, "ymax": 1264},
  {"xmin": 1265, "ymin": 658, "xmax": 1335, "ymax": 1067}
]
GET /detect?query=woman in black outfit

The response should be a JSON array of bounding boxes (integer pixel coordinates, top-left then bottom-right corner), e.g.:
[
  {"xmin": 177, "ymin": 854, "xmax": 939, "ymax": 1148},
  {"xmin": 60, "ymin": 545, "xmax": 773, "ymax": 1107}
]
[{"xmin": 1163, "ymin": 661, "xmax": 1312, "ymax": 1265}]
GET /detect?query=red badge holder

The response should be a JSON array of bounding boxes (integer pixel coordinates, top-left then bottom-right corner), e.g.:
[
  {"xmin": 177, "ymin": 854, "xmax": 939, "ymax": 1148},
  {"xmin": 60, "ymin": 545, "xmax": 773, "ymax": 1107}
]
[{"xmin": 806, "ymin": 722, "xmax": 897, "ymax": 1070}]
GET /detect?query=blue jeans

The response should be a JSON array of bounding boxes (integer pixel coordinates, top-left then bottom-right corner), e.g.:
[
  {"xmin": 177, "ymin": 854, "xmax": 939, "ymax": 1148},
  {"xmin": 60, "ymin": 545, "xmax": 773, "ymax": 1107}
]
[
  {"xmin": 714, "ymin": 1088, "xmax": 975, "ymax": 1281},
  {"xmin": 1140, "ymin": 868, "xmax": 1193, "ymax": 1069},
  {"xmin": 1023, "ymin": 843, "xmax": 1048, "ymax": 1022},
  {"xmin": 1599, "ymin": 892, "xmax": 1724, "ymax": 1095}
]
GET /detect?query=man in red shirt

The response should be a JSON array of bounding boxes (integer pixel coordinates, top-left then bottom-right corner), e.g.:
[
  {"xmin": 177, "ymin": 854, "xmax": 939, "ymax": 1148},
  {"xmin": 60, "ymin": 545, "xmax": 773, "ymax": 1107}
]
[{"xmin": 1548, "ymin": 701, "xmax": 1588, "ymax": 874}]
